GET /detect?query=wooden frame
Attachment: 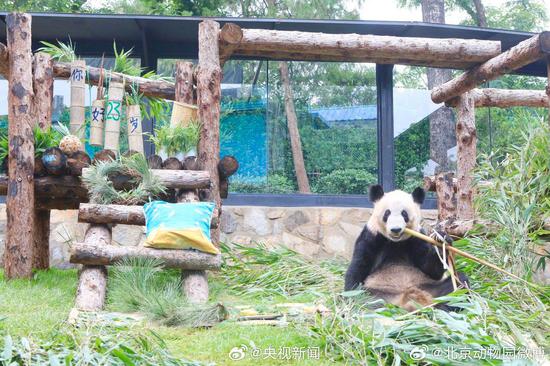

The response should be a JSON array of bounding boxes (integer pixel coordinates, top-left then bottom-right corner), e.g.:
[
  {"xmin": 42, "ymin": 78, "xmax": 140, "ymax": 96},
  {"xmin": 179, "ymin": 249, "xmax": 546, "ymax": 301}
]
[{"xmin": 1, "ymin": 12, "xmax": 549, "ymax": 278}]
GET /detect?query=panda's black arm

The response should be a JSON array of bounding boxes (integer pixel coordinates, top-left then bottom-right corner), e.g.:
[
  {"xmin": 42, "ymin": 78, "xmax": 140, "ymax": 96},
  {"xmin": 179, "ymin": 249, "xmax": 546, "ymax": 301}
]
[
  {"xmin": 344, "ymin": 228, "xmax": 382, "ymax": 291},
  {"xmin": 407, "ymin": 236, "xmax": 446, "ymax": 280}
]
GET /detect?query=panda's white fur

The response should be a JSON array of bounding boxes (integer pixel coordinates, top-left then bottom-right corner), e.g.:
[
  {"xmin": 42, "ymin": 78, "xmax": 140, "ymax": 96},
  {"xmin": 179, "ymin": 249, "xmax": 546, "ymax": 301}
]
[{"xmin": 366, "ymin": 189, "xmax": 422, "ymax": 242}]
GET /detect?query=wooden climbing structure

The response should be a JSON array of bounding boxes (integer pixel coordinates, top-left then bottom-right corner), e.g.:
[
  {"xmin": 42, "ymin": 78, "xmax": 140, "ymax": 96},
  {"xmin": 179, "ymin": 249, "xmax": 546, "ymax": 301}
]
[{"xmin": 1, "ymin": 12, "xmax": 549, "ymax": 308}]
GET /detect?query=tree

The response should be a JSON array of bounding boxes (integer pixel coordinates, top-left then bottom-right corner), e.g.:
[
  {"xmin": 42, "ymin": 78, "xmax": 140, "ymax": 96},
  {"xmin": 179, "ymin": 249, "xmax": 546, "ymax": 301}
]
[
  {"xmin": 0, "ymin": 0, "xmax": 87, "ymax": 12},
  {"xmin": 421, "ymin": 0, "xmax": 456, "ymax": 172}
]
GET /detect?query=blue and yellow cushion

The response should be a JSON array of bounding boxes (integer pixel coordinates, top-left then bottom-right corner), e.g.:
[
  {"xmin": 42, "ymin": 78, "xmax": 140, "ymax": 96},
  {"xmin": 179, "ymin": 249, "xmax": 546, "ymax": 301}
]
[{"xmin": 143, "ymin": 201, "xmax": 219, "ymax": 254}]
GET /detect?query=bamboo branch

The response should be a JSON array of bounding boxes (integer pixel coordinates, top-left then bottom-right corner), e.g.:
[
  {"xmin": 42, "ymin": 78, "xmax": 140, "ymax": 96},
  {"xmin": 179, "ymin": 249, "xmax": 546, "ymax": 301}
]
[{"xmin": 403, "ymin": 227, "xmax": 535, "ymax": 287}]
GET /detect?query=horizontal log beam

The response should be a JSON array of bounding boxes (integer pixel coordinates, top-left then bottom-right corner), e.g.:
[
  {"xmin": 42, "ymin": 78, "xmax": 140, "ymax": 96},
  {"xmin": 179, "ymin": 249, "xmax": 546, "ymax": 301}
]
[
  {"xmin": 82, "ymin": 168, "xmax": 211, "ymax": 189},
  {"xmin": 222, "ymin": 25, "xmax": 501, "ymax": 69},
  {"xmin": 446, "ymin": 88, "xmax": 548, "ymax": 108},
  {"xmin": 0, "ymin": 174, "xmax": 88, "ymax": 200},
  {"xmin": 432, "ymin": 32, "xmax": 550, "ymax": 103},
  {"xmin": 70, "ymin": 243, "xmax": 221, "ymax": 270},
  {"xmin": 78, "ymin": 203, "xmax": 218, "ymax": 228},
  {"xmin": 0, "ymin": 44, "xmax": 177, "ymax": 100},
  {"xmin": 54, "ymin": 62, "xmax": 176, "ymax": 100}
]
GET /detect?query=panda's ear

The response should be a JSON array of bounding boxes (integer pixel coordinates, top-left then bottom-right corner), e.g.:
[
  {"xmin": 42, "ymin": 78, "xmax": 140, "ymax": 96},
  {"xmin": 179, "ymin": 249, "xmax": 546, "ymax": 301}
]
[
  {"xmin": 412, "ymin": 187, "xmax": 425, "ymax": 205},
  {"xmin": 369, "ymin": 185, "xmax": 384, "ymax": 203}
]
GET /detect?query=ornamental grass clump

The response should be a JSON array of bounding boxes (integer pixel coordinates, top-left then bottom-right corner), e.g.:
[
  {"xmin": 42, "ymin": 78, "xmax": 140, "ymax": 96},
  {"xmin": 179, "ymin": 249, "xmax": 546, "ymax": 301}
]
[
  {"xmin": 108, "ymin": 258, "xmax": 227, "ymax": 328},
  {"xmin": 82, "ymin": 153, "xmax": 166, "ymax": 205}
]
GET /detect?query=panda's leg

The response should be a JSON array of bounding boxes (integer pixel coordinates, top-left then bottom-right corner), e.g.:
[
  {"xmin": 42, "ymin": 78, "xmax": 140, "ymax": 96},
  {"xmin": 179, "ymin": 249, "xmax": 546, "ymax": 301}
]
[{"xmin": 420, "ymin": 272, "xmax": 470, "ymax": 312}]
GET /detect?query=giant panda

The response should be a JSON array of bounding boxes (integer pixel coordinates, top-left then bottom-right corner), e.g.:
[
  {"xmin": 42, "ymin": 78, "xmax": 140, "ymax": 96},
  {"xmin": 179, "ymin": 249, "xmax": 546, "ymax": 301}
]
[{"xmin": 344, "ymin": 185, "xmax": 468, "ymax": 311}]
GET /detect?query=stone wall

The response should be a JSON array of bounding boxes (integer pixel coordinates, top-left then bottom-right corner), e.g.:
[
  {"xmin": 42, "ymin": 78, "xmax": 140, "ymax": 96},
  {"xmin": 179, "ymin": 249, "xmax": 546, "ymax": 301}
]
[
  {"xmin": 0, "ymin": 204, "xmax": 437, "ymax": 267},
  {"xmin": 220, "ymin": 206, "xmax": 436, "ymax": 259},
  {"xmin": 0, "ymin": 204, "xmax": 548, "ymax": 286}
]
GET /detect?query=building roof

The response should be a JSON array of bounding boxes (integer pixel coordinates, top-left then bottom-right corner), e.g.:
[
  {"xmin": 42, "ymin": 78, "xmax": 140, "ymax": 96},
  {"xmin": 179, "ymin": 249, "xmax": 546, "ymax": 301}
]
[
  {"xmin": 309, "ymin": 105, "xmax": 377, "ymax": 124},
  {"xmin": 0, "ymin": 12, "xmax": 546, "ymax": 77}
]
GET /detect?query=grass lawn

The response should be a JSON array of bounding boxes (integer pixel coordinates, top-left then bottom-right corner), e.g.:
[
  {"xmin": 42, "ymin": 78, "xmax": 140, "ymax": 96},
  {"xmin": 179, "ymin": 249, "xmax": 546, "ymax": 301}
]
[{"xmin": 0, "ymin": 268, "xmax": 335, "ymax": 365}]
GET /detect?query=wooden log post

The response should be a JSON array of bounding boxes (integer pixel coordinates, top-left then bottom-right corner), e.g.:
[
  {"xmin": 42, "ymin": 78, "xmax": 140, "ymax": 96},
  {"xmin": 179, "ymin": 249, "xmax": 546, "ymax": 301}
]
[
  {"xmin": 197, "ymin": 20, "xmax": 222, "ymax": 245},
  {"xmin": 175, "ymin": 59, "xmax": 210, "ymax": 303},
  {"xmin": 455, "ymin": 92, "xmax": 476, "ymax": 223},
  {"xmin": 220, "ymin": 24, "xmax": 501, "ymax": 69},
  {"xmin": 547, "ymin": 57, "xmax": 550, "ymax": 125},
  {"xmin": 432, "ymin": 32, "xmax": 550, "ymax": 104},
  {"xmin": 74, "ymin": 224, "xmax": 111, "ymax": 311},
  {"xmin": 218, "ymin": 155, "xmax": 239, "ymax": 198},
  {"xmin": 4, "ymin": 13, "xmax": 35, "ymax": 279},
  {"xmin": 32, "ymin": 52, "xmax": 54, "ymax": 270},
  {"xmin": 435, "ymin": 172, "xmax": 457, "ymax": 222}
]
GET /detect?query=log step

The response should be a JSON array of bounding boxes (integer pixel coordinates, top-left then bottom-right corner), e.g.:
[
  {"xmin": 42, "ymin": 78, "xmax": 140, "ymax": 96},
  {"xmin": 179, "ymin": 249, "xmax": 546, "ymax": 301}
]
[
  {"xmin": 70, "ymin": 243, "xmax": 222, "ymax": 270},
  {"xmin": 78, "ymin": 203, "xmax": 219, "ymax": 228}
]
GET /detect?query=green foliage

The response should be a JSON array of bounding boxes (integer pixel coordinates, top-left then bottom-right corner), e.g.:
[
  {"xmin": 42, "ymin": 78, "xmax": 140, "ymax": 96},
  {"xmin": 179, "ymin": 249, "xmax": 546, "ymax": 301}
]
[
  {"xmin": 149, "ymin": 121, "xmax": 201, "ymax": 156},
  {"xmin": 0, "ymin": 0, "xmax": 87, "ymax": 13},
  {"xmin": 220, "ymin": 242, "xmax": 344, "ymax": 299},
  {"xmin": 473, "ymin": 118, "xmax": 550, "ymax": 276},
  {"xmin": 82, "ymin": 153, "xmax": 166, "ymax": 205},
  {"xmin": 395, "ymin": 116, "xmax": 430, "ymax": 190},
  {"xmin": 113, "ymin": 42, "xmax": 142, "ymax": 76},
  {"xmin": 0, "ymin": 126, "xmax": 63, "ymax": 168},
  {"xmin": 309, "ymin": 289, "xmax": 547, "ymax": 365},
  {"xmin": 229, "ymin": 173, "xmax": 296, "ymax": 194},
  {"xmin": 300, "ymin": 125, "xmax": 377, "ymax": 176},
  {"xmin": 0, "ymin": 321, "xmax": 204, "ymax": 365},
  {"xmin": 312, "ymin": 169, "xmax": 376, "ymax": 195},
  {"xmin": 38, "ymin": 40, "xmax": 77, "ymax": 62},
  {"xmin": 109, "ymin": 257, "xmax": 227, "ymax": 327}
]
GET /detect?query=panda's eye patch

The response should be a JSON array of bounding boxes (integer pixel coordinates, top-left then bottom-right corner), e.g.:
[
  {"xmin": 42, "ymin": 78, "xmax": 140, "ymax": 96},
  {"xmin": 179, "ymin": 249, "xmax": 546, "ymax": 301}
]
[
  {"xmin": 383, "ymin": 210, "xmax": 391, "ymax": 222},
  {"xmin": 401, "ymin": 210, "xmax": 409, "ymax": 222}
]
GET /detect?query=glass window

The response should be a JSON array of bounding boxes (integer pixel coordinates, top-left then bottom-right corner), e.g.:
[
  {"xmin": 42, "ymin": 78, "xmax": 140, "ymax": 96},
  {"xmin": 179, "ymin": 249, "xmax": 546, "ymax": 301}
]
[{"xmin": 225, "ymin": 61, "xmax": 378, "ymax": 195}]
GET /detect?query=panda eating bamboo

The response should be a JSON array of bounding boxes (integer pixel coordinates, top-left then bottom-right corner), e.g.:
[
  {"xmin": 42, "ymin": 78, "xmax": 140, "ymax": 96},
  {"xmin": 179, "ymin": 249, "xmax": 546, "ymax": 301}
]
[{"xmin": 344, "ymin": 185, "xmax": 469, "ymax": 311}]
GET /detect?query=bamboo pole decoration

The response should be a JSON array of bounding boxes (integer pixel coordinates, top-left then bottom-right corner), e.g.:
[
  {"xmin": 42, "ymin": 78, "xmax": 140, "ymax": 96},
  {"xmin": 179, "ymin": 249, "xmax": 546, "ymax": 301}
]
[
  {"xmin": 126, "ymin": 104, "xmax": 144, "ymax": 154},
  {"xmin": 69, "ymin": 59, "xmax": 86, "ymax": 138},
  {"xmin": 170, "ymin": 101, "xmax": 198, "ymax": 128},
  {"xmin": 104, "ymin": 81, "xmax": 125, "ymax": 152},
  {"xmin": 403, "ymin": 228, "xmax": 535, "ymax": 286},
  {"xmin": 89, "ymin": 99, "xmax": 105, "ymax": 147}
]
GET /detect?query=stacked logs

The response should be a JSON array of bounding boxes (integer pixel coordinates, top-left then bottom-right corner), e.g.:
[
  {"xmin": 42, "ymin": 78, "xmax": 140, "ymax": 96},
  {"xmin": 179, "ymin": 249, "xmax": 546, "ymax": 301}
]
[
  {"xmin": 39, "ymin": 147, "xmax": 93, "ymax": 177},
  {"xmin": 146, "ymin": 154, "xmax": 238, "ymax": 202}
]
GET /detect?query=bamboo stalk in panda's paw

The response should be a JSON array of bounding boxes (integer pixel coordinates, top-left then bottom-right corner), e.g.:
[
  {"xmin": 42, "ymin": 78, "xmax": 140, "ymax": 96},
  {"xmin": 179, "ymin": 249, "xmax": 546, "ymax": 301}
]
[{"xmin": 403, "ymin": 227, "xmax": 536, "ymax": 287}]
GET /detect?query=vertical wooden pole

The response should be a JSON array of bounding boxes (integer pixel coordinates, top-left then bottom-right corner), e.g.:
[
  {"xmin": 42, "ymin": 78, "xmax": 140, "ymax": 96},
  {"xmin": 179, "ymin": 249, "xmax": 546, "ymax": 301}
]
[
  {"xmin": 176, "ymin": 60, "xmax": 209, "ymax": 304},
  {"xmin": 75, "ymin": 224, "xmax": 111, "ymax": 311},
  {"xmin": 455, "ymin": 92, "xmax": 476, "ymax": 221},
  {"xmin": 4, "ymin": 13, "xmax": 35, "ymax": 279},
  {"xmin": 196, "ymin": 20, "xmax": 222, "ymax": 244},
  {"xmin": 32, "ymin": 52, "xmax": 53, "ymax": 270},
  {"xmin": 435, "ymin": 172, "xmax": 457, "ymax": 222}
]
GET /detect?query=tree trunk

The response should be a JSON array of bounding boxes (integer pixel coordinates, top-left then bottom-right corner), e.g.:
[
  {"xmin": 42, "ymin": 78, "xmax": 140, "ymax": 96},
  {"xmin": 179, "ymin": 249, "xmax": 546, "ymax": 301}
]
[
  {"xmin": 446, "ymin": 88, "xmax": 548, "ymax": 108},
  {"xmin": 435, "ymin": 172, "xmax": 457, "ymax": 221},
  {"xmin": 455, "ymin": 92, "xmax": 476, "ymax": 221},
  {"xmin": 5, "ymin": 13, "xmax": 35, "ymax": 279},
  {"xmin": 74, "ymin": 224, "xmax": 111, "ymax": 311},
  {"xmin": 279, "ymin": 61, "xmax": 310, "ymax": 193},
  {"xmin": 32, "ymin": 51, "xmax": 53, "ymax": 270},
  {"xmin": 176, "ymin": 59, "xmax": 210, "ymax": 303},
  {"xmin": 473, "ymin": 0, "xmax": 488, "ymax": 27},
  {"xmin": 422, "ymin": 0, "xmax": 455, "ymax": 172},
  {"xmin": 196, "ymin": 20, "xmax": 222, "ymax": 243}
]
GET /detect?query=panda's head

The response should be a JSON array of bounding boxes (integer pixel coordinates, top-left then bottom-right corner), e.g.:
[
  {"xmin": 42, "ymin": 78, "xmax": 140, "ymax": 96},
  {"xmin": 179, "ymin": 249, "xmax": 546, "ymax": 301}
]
[{"xmin": 366, "ymin": 185, "xmax": 425, "ymax": 242}]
